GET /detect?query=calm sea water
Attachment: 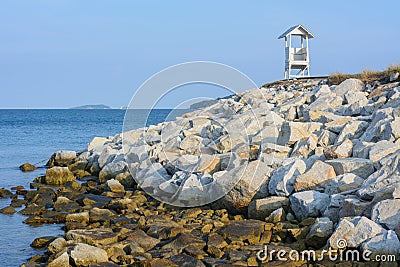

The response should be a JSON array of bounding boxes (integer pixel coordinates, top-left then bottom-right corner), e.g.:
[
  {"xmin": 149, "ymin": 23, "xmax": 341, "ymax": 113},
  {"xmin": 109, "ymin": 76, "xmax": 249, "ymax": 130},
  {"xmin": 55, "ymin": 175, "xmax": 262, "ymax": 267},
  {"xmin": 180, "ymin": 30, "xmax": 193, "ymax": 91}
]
[{"xmin": 0, "ymin": 109, "xmax": 186, "ymax": 266}]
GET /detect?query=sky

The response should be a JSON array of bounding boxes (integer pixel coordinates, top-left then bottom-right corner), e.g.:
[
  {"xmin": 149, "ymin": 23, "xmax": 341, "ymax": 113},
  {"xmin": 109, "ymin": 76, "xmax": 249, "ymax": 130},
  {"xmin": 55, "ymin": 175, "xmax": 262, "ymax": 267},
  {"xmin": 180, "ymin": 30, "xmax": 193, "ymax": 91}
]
[{"xmin": 1, "ymin": 1, "xmax": 400, "ymax": 108}]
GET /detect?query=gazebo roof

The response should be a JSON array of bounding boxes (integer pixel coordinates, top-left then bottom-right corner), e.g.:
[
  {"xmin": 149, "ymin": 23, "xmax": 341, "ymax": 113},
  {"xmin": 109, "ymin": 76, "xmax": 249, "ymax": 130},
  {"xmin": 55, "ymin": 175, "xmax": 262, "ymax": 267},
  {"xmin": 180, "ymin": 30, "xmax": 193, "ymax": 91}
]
[{"xmin": 278, "ymin": 25, "xmax": 315, "ymax": 39}]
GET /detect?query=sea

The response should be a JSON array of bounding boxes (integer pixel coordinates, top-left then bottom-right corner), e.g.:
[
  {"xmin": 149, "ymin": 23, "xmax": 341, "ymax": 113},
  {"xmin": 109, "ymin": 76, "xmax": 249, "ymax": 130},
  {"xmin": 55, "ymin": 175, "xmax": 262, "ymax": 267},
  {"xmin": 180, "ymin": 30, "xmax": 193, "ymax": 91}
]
[{"xmin": 0, "ymin": 109, "xmax": 187, "ymax": 266}]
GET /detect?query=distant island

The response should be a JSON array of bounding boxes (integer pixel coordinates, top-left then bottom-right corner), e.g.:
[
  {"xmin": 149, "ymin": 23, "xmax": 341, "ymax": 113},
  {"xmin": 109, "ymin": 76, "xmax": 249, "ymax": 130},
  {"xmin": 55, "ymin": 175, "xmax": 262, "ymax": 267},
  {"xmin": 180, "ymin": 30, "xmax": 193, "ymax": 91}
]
[{"xmin": 70, "ymin": 104, "xmax": 111, "ymax": 109}]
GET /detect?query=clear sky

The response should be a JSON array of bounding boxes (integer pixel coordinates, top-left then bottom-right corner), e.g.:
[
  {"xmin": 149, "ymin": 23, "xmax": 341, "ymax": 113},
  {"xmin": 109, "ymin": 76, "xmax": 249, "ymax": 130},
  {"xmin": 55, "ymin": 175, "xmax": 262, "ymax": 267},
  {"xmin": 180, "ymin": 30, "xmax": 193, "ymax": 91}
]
[{"xmin": 1, "ymin": 1, "xmax": 399, "ymax": 108}]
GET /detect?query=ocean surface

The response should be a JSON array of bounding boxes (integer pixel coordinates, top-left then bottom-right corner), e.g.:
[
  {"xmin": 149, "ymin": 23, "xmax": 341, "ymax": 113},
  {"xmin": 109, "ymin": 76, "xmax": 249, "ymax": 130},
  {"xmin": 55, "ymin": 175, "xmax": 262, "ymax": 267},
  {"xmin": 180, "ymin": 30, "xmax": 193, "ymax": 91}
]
[{"xmin": 0, "ymin": 109, "xmax": 187, "ymax": 266}]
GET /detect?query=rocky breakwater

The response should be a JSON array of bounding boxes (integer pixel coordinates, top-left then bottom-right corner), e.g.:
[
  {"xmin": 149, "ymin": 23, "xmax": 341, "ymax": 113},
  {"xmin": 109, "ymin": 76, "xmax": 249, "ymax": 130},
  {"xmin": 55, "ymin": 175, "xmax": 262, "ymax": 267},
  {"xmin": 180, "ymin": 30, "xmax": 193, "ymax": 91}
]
[{"xmin": 12, "ymin": 75, "xmax": 400, "ymax": 266}]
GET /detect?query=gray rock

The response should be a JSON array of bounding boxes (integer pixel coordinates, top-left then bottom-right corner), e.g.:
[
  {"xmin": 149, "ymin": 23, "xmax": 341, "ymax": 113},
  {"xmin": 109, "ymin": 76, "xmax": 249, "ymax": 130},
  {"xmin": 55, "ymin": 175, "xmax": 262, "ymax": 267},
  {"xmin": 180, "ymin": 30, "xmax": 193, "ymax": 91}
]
[
  {"xmin": 87, "ymin": 137, "xmax": 109, "ymax": 151},
  {"xmin": 360, "ymin": 107, "xmax": 397, "ymax": 142},
  {"xmin": 344, "ymin": 91, "xmax": 368, "ymax": 105},
  {"xmin": 371, "ymin": 199, "xmax": 400, "ymax": 231},
  {"xmin": 317, "ymin": 130, "xmax": 337, "ymax": 147},
  {"xmin": 368, "ymin": 140, "xmax": 400, "ymax": 163},
  {"xmin": 324, "ymin": 173, "xmax": 364, "ymax": 195},
  {"xmin": 66, "ymin": 228, "xmax": 118, "ymax": 246},
  {"xmin": 294, "ymin": 160, "xmax": 336, "ymax": 192},
  {"xmin": 99, "ymin": 161, "xmax": 128, "ymax": 183},
  {"xmin": 45, "ymin": 167, "xmax": 75, "ymax": 185},
  {"xmin": 213, "ymin": 160, "xmax": 272, "ymax": 214},
  {"xmin": 323, "ymin": 194, "xmax": 346, "ymax": 223},
  {"xmin": 390, "ymin": 72, "xmax": 399, "ymax": 82},
  {"xmin": 323, "ymin": 138, "xmax": 353, "ymax": 159},
  {"xmin": 47, "ymin": 251, "xmax": 70, "ymax": 267},
  {"xmin": 336, "ymin": 120, "xmax": 368, "ymax": 144},
  {"xmin": 248, "ymin": 196, "xmax": 289, "ymax": 220},
  {"xmin": 324, "ymin": 116, "xmax": 354, "ymax": 134},
  {"xmin": 303, "ymin": 95, "xmax": 343, "ymax": 121},
  {"xmin": 49, "ymin": 150, "xmax": 77, "ymax": 167},
  {"xmin": 265, "ymin": 207, "xmax": 286, "ymax": 223},
  {"xmin": 70, "ymin": 243, "xmax": 108, "ymax": 267},
  {"xmin": 97, "ymin": 146, "xmax": 120, "ymax": 168},
  {"xmin": 277, "ymin": 121, "xmax": 322, "ymax": 146},
  {"xmin": 358, "ymin": 151, "xmax": 400, "ymax": 200},
  {"xmin": 268, "ymin": 159, "xmax": 306, "ymax": 196},
  {"xmin": 289, "ymin": 190, "xmax": 330, "ymax": 221},
  {"xmin": 325, "ymin": 158, "xmax": 374, "ymax": 178},
  {"xmin": 329, "ymin": 216, "xmax": 385, "ymax": 249},
  {"xmin": 306, "ymin": 217, "xmax": 333, "ymax": 248},
  {"xmin": 290, "ymin": 134, "xmax": 318, "ymax": 158},
  {"xmin": 360, "ymin": 230, "xmax": 400, "ymax": 258},
  {"xmin": 352, "ymin": 140, "xmax": 374, "ymax": 158},
  {"xmin": 332, "ymin": 78, "xmax": 364, "ymax": 97}
]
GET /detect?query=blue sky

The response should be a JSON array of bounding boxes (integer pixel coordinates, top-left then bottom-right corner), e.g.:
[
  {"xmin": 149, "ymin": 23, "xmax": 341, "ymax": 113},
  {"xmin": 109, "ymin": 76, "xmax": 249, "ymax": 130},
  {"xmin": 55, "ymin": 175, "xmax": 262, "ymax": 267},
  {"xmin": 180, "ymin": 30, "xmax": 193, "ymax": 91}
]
[{"xmin": 1, "ymin": 1, "xmax": 399, "ymax": 108}]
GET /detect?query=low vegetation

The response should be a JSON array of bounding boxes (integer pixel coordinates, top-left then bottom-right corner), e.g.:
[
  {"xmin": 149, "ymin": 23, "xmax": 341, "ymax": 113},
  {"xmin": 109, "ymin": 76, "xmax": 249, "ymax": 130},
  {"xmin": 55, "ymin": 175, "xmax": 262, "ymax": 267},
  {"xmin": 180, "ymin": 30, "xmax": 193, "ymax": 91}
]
[{"xmin": 328, "ymin": 64, "xmax": 400, "ymax": 85}]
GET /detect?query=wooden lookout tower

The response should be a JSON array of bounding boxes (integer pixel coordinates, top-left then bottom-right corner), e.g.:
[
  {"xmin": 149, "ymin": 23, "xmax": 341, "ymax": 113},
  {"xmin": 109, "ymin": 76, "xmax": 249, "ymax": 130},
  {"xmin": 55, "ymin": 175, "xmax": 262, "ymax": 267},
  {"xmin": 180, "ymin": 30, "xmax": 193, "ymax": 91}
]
[{"xmin": 278, "ymin": 25, "xmax": 315, "ymax": 79}]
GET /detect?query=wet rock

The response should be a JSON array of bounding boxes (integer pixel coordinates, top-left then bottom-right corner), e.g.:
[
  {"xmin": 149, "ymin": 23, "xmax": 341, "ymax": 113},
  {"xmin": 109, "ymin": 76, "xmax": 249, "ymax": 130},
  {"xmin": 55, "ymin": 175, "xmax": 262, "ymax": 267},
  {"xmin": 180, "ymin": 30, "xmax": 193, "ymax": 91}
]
[
  {"xmin": 290, "ymin": 190, "xmax": 330, "ymax": 221},
  {"xmin": 126, "ymin": 229, "xmax": 160, "ymax": 251},
  {"xmin": 19, "ymin": 163, "xmax": 37, "ymax": 172},
  {"xmin": 70, "ymin": 243, "xmax": 108, "ymax": 266},
  {"xmin": 325, "ymin": 158, "xmax": 374, "ymax": 178},
  {"xmin": 162, "ymin": 232, "xmax": 206, "ymax": 251},
  {"xmin": 169, "ymin": 254, "xmax": 206, "ymax": 267},
  {"xmin": 220, "ymin": 220, "xmax": 265, "ymax": 244},
  {"xmin": 329, "ymin": 216, "xmax": 385, "ymax": 249},
  {"xmin": 248, "ymin": 196, "xmax": 289, "ymax": 220},
  {"xmin": 19, "ymin": 203, "xmax": 46, "ymax": 216},
  {"xmin": 30, "ymin": 236, "xmax": 57, "ymax": 248},
  {"xmin": 104, "ymin": 179, "xmax": 125, "ymax": 194},
  {"xmin": 66, "ymin": 228, "xmax": 118, "ymax": 246},
  {"xmin": 0, "ymin": 188, "xmax": 13, "ymax": 198},
  {"xmin": 54, "ymin": 196, "xmax": 81, "ymax": 213},
  {"xmin": 305, "ymin": 217, "xmax": 333, "ymax": 248},
  {"xmin": 207, "ymin": 233, "xmax": 228, "ymax": 249},
  {"xmin": 66, "ymin": 212, "xmax": 89, "ymax": 225},
  {"xmin": 293, "ymin": 160, "xmax": 336, "ymax": 192},
  {"xmin": 45, "ymin": 167, "xmax": 75, "ymax": 185},
  {"xmin": 47, "ymin": 237, "xmax": 67, "ymax": 254},
  {"xmin": 145, "ymin": 258, "xmax": 178, "ymax": 267},
  {"xmin": 268, "ymin": 159, "xmax": 306, "ymax": 196},
  {"xmin": 0, "ymin": 206, "xmax": 16, "ymax": 214},
  {"xmin": 89, "ymin": 208, "xmax": 116, "ymax": 223}
]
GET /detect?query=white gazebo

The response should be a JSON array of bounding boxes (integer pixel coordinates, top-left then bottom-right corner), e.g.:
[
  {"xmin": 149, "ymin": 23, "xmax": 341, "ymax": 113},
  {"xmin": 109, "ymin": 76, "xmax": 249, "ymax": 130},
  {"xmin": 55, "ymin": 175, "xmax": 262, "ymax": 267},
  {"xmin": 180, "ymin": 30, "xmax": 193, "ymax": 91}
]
[{"xmin": 278, "ymin": 25, "xmax": 315, "ymax": 79}]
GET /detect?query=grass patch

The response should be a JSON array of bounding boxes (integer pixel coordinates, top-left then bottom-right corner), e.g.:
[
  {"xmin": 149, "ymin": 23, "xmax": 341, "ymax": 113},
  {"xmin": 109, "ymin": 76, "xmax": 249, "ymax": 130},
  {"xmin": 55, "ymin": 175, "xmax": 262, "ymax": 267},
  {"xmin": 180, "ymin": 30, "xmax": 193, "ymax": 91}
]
[{"xmin": 328, "ymin": 64, "xmax": 400, "ymax": 85}]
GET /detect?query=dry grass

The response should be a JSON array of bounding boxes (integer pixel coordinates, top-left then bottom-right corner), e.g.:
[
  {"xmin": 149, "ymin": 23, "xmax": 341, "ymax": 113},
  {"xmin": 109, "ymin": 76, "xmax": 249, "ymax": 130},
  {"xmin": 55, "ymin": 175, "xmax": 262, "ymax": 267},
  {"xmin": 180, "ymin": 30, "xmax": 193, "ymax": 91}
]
[{"xmin": 328, "ymin": 64, "xmax": 400, "ymax": 85}]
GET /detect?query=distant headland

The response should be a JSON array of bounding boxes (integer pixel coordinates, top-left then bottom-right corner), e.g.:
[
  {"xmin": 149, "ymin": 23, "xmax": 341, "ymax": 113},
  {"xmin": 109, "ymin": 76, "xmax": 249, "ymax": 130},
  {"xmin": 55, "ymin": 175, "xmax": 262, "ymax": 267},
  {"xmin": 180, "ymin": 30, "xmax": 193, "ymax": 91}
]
[{"xmin": 70, "ymin": 104, "xmax": 111, "ymax": 109}]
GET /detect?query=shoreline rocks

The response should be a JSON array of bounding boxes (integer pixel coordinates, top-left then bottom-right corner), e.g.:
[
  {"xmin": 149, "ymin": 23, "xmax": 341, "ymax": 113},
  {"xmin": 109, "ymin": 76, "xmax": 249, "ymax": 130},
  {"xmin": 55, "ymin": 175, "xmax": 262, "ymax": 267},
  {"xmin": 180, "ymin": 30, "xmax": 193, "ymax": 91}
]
[{"xmin": 3, "ymin": 76, "xmax": 399, "ymax": 266}]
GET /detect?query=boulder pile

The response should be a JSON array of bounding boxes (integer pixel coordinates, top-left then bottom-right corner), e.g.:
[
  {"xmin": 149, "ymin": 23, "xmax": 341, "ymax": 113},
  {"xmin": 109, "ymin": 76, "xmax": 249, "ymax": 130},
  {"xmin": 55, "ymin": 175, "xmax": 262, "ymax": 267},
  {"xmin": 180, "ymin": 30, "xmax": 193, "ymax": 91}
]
[{"xmin": 11, "ymin": 76, "xmax": 400, "ymax": 265}]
